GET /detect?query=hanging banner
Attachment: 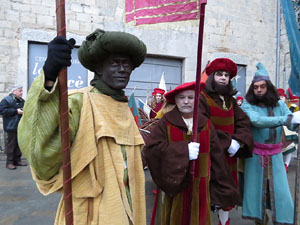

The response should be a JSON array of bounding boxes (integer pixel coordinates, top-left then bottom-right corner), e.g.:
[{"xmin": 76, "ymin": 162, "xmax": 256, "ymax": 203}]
[{"xmin": 125, "ymin": 0, "xmax": 200, "ymax": 25}]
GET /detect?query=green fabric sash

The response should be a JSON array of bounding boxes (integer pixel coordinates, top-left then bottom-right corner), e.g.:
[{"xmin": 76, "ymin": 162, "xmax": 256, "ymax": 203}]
[{"xmin": 90, "ymin": 78, "xmax": 128, "ymax": 102}]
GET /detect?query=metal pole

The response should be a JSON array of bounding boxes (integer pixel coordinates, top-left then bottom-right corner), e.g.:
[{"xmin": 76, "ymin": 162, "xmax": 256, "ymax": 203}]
[
  {"xmin": 283, "ymin": 52, "xmax": 290, "ymax": 89},
  {"xmin": 276, "ymin": 0, "xmax": 281, "ymax": 87}
]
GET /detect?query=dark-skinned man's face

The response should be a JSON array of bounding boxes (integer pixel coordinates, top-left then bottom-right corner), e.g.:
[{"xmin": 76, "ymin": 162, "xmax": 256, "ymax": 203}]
[{"xmin": 100, "ymin": 53, "xmax": 134, "ymax": 90}]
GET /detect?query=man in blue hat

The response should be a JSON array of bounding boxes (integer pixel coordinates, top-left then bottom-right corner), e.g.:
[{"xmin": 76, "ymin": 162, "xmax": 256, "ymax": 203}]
[{"xmin": 241, "ymin": 63, "xmax": 300, "ymax": 225}]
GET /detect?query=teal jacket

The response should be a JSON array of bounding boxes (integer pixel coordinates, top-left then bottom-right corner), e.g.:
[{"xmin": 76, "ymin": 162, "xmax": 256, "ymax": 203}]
[{"xmin": 241, "ymin": 100, "xmax": 295, "ymax": 144}]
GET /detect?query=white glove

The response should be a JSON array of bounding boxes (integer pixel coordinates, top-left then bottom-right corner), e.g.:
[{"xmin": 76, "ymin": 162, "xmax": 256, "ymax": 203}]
[
  {"xmin": 227, "ymin": 139, "xmax": 240, "ymax": 157},
  {"xmin": 291, "ymin": 111, "xmax": 300, "ymax": 124},
  {"xmin": 188, "ymin": 142, "xmax": 200, "ymax": 160}
]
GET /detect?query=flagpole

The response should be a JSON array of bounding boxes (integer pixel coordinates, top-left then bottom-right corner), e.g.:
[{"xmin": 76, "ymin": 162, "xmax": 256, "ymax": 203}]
[
  {"xmin": 131, "ymin": 85, "xmax": 138, "ymax": 95},
  {"xmin": 146, "ymin": 89, "xmax": 150, "ymax": 105},
  {"xmin": 185, "ymin": 1, "xmax": 207, "ymax": 224},
  {"xmin": 138, "ymin": 98, "xmax": 158, "ymax": 114},
  {"xmin": 55, "ymin": 1, "xmax": 74, "ymax": 225}
]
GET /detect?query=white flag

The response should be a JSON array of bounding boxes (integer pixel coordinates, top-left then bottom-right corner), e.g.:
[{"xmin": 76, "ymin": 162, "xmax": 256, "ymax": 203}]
[
  {"xmin": 159, "ymin": 72, "xmax": 167, "ymax": 91},
  {"xmin": 137, "ymin": 98, "xmax": 151, "ymax": 118}
]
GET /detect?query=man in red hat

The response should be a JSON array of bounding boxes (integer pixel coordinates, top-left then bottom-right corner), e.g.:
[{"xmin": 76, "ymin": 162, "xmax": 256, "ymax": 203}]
[
  {"xmin": 286, "ymin": 88, "xmax": 299, "ymax": 116},
  {"xmin": 278, "ymin": 88, "xmax": 298, "ymax": 173},
  {"xmin": 278, "ymin": 88, "xmax": 287, "ymax": 102},
  {"xmin": 199, "ymin": 58, "xmax": 253, "ymax": 225},
  {"xmin": 287, "ymin": 87, "xmax": 299, "ymax": 105},
  {"xmin": 144, "ymin": 82, "xmax": 240, "ymax": 225},
  {"xmin": 149, "ymin": 88, "xmax": 165, "ymax": 119}
]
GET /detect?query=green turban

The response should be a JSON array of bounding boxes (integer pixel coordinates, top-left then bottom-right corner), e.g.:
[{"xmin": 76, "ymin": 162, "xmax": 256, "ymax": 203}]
[{"xmin": 78, "ymin": 29, "xmax": 147, "ymax": 71}]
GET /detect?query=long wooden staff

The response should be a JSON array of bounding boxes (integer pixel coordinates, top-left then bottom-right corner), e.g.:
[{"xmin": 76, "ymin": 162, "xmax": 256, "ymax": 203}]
[
  {"xmin": 184, "ymin": 1, "xmax": 207, "ymax": 224},
  {"xmin": 294, "ymin": 98, "xmax": 300, "ymax": 224},
  {"xmin": 55, "ymin": 1, "xmax": 74, "ymax": 225}
]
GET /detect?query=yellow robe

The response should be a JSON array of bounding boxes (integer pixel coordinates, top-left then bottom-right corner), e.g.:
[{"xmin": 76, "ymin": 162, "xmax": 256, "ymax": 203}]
[{"xmin": 18, "ymin": 75, "xmax": 146, "ymax": 225}]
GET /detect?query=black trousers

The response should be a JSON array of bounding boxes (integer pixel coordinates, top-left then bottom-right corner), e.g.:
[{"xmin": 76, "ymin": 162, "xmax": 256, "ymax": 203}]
[{"xmin": 5, "ymin": 131, "xmax": 22, "ymax": 165}]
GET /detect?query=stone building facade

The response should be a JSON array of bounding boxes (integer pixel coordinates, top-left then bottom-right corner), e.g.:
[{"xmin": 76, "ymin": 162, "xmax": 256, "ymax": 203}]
[{"xmin": 0, "ymin": 0, "xmax": 292, "ymax": 147}]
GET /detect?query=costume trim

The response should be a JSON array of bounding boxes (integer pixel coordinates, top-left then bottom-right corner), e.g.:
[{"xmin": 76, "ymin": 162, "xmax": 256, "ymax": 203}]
[{"xmin": 161, "ymin": 120, "xmax": 212, "ymax": 225}]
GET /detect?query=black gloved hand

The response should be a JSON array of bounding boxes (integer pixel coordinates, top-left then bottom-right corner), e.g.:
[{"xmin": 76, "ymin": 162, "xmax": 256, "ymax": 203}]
[{"xmin": 43, "ymin": 36, "xmax": 76, "ymax": 81}]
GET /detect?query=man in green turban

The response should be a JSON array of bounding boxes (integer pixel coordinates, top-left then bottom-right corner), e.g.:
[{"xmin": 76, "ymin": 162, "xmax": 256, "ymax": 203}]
[{"xmin": 18, "ymin": 29, "xmax": 147, "ymax": 225}]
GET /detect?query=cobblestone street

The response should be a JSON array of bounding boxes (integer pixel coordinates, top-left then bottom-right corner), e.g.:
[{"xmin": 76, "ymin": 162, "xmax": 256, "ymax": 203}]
[{"xmin": 0, "ymin": 151, "xmax": 299, "ymax": 225}]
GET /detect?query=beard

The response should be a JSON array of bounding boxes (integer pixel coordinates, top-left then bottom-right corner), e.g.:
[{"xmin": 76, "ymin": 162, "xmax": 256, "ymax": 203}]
[
  {"xmin": 213, "ymin": 81, "xmax": 231, "ymax": 96},
  {"xmin": 254, "ymin": 93, "xmax": 278, "ymax": 107},
  {"xmin": 254, "ymin": 95, "xmax": 267, "ymax": 103}
]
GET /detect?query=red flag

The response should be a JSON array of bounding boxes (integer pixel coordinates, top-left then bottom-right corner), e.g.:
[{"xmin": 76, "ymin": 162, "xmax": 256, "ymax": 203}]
[{"xmin": 125, "ymin": 0, "xmax": 200, "ymax": 25}]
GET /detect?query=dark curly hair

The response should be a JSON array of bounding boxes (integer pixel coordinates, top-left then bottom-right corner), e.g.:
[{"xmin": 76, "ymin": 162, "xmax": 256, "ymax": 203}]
[{"xmin": 245, "ymin": 80, "xmax": 279, "ymax": 107}]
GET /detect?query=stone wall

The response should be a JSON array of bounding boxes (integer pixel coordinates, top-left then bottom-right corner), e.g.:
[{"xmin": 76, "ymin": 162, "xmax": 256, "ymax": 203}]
[
  {"xmin": 0, "ymin": 0, "xmax": 287, "ymax": 94},
  {"xmin": 0, "ymin": 0, "xmax": 291, "ymax": 145}
]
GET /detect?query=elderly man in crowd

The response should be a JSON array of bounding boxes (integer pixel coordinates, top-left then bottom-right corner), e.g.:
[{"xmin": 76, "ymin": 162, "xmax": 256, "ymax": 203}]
[{"xmin": 0, "ymin": 85, "xmax": 26, "ymax": 170}]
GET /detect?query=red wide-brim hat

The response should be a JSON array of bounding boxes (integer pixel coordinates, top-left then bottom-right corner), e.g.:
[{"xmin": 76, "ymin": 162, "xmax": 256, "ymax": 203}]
[
  {"xmin": 236, "ymin": 96, "xmax": 244, "ymax": 101},
  {"xmin": 205, "ymin": 58, "xmax": 237, "ymax": 78},
  {"xmin": 164, "ymin": 82, "xmax": 196, "ymax": 103},
  {"xmin": 153, "ymin": 88, "xmax": 165, "ymax": 95}
]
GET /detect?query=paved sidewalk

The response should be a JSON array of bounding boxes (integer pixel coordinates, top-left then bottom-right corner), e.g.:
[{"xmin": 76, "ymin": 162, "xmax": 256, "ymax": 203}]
[
  {"xmin": 0, "ymin": 151, "xmax": 299, "ymax": 225},
  {"xmin": 0, "ymin": 152, "xmax": 60, "ymax": 225}
]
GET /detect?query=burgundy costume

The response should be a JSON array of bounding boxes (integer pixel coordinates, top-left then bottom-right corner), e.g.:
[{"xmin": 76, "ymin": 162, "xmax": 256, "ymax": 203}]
[{"xmin": 144, "ymin": 107, "xmax": 240, "ymax": 224}]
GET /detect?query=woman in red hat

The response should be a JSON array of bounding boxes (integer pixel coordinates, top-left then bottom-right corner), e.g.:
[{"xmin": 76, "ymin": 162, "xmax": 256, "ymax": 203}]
[
  {"xmin": 149, "ymin": 88, "xmax": 166, "ymax": 119},
  {"xmin": 144, "ymin": 82, "xmax": 239, "ymax": 225},
  {"xmin": 199, "ymin": 58, "xmax": 254, "ymax": 225}
]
